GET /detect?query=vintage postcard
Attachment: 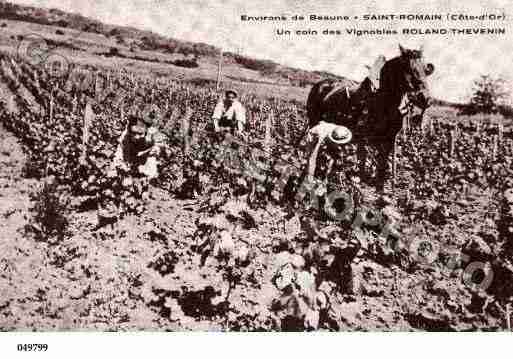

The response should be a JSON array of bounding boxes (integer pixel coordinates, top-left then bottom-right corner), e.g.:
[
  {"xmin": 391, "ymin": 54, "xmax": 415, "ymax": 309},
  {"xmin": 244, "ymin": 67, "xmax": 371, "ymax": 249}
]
[{"xmin": 0, "ymin": 0, "xmax": 512, "ymax": 344}]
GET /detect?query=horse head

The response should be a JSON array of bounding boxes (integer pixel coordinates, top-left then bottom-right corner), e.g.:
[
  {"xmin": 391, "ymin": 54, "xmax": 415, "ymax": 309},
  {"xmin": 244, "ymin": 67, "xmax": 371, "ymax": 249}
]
[{"xmin": 397, "ymin": 44, "xmax": 435, "ymax": 110}]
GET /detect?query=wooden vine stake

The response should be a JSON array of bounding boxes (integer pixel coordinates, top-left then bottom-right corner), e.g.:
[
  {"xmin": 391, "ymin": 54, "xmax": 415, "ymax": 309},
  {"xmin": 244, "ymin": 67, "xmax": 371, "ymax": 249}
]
[
  {"xmin": 264, "ymin": 109, "xmax": 273, "ymax": 157},
  {"xmin": 216, "ymin": 48, "xmax": 223, "ymax": 91},
  {"xmin": 81, "ymin": 101, "xmax": 94, "ymax": 161},
  {"xmin": 34, "ymin": 70, "xmax": 40, "ymax": 90},
  {"xmin": 181, "ymin": 107, "xmax": 193, "ymax": 155},
  {"xmin": 402, "ymin": 116, "xmax": 408, "ymax": 142},
  {"xmin": 449, "ymin": 129, "xmax": 456, "ymax": 157},
  {"xmin": 492, "ymin": 134, "xmax": 498, "ymax": 161},
  {"xmin": 132, "ymin": 74, "xmax": 138, "ymax": 96},
  {"xmin": 7, "ymin": 94, "xmax": 16, "ymax": 113},
  {"xmin": 49, "ymin": 90, "xmax": 54, "ymax": 123},
  {"xmin": 498, "ymin": 121, "xmax": 504, "ymax": 144},
  {"xmin": 429, "ymin": 118, "xmax": 434, "ymax": 136},
  {"xmin": 72, "ymin": 95, "xmax": 78, "ymax": 114},
  {"xmin": 507, "ymin": 304, "xmax": 511, "ymax": 331},
  {"xmin": 170, "ymin": 107, "xmax": 180, "ymax": 124},
  {"xmin": 94, "ymin": 72, "xmax": 101, "ymax": 101}
]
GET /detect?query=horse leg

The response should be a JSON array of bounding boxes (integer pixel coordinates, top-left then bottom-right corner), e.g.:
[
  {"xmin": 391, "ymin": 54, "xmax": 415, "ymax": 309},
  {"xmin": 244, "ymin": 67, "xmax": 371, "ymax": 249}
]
[
  {"xmin": 375, "ymin": 143, "xmax": 385, "ymax": 192},
  {"xmin": 357, "ymin": 141, "xmax": 367, "ymax": 182},
  {"xmin": 375, "ymin": 141, "xmax": 393, "ymax": 193},
  {"xmin": 392, "ymin": 137, "xmax": 397, "ymax": 191}
]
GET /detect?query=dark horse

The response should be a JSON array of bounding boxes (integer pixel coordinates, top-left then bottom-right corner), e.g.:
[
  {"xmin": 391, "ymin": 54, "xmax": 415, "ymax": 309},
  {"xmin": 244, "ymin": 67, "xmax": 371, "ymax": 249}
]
[{"xmin": 306, "ymin": 44, "xmax": 435, "ymax": 192}]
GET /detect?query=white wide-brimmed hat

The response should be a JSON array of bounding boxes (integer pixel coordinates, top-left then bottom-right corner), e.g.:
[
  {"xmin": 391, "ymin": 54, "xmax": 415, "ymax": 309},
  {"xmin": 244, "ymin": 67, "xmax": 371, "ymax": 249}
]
[{"xmin": 328, "ymin": 126, "xmax": 352, "ymax": 145}]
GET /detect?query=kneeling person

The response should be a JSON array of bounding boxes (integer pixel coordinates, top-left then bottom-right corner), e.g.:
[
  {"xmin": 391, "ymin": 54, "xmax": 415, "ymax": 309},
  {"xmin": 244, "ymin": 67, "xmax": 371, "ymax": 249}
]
[
  {"xmin": 302, "ymin": 121, "xmax": 353, "ymax": 186},
  {"xmin": 111, "ymin": 115, "xmax": 166, "ymax": 179},
  {"xmin": 96, "ymin": 115, "xmax": 167, "ymax": 227},
  {"xmin": 212, "ymin": 90, "xmax": 246, "ymax": 135}
]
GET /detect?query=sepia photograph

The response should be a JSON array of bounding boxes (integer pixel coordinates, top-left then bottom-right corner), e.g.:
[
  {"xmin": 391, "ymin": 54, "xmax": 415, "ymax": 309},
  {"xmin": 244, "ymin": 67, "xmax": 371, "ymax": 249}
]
[{"xmin": 0, "ymin": 0, "xmax": 512, "ymax": 347}]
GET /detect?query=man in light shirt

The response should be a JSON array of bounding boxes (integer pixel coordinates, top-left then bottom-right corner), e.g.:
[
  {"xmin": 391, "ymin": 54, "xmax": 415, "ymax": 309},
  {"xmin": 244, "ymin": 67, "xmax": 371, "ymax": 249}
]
[
  {"xmin": 212, "ymin": 90, "xmax": 246, "ymax": 135},
  {"xmin": 301, "ymin": 121, "xmax": 353, "ymax": 185}
]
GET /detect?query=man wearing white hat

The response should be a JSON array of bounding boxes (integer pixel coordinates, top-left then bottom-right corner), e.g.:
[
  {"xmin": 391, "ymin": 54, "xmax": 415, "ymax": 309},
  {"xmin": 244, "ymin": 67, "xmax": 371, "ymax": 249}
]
[{"xmin": 302, "ymin": 121, "xmax": 352, "ymax": 185}]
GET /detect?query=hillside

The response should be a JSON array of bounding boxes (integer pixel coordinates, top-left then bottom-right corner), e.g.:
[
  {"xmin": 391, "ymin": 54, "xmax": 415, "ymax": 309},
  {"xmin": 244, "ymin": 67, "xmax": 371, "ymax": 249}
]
[{"xmin": 0, "ymin": 1, "xmax": 355, "ymax": 92}]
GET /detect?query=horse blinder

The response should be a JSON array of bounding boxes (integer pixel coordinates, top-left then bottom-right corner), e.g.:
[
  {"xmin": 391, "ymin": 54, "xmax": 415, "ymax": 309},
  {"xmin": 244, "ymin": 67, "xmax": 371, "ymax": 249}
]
[{"xmin": 425, "ymin": 63, "xmax": 435, "ymax": 76}]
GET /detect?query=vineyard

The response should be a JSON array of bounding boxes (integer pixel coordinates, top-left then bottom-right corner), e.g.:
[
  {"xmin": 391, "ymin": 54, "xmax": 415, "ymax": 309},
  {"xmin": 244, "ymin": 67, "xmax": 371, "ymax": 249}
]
[{"xmin": 1, "ymin": 49, "xmax": 513, "ymax": 331}]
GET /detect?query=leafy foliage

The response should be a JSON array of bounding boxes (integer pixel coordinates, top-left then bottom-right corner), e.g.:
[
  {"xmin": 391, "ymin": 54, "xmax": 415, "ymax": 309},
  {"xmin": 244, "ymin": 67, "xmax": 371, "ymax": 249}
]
[
  {"xmin": 27, "ymin": 178, "xmax": 70, "ymax": 242},
  {"xmin": 1, "ymin": 50, "xmax": 513, "ymax": 331},
  {"xmin": 461, "ymin": 75, "xmax": 508, "ymax": 115}
]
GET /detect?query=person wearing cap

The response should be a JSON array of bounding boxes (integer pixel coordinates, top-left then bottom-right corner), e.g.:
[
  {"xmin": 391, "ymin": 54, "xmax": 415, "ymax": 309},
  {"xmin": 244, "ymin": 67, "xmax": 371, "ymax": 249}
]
[
  {"xmin": 212, "ymin": 90, "xmax": 246, "ymax": 135},
  {"xmin": 301, "ymin": 121, "xmax": 352, "ymax": 186}
]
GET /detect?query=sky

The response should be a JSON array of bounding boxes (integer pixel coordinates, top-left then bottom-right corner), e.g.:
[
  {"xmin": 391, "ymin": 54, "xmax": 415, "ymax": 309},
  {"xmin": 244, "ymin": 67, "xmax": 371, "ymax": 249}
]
[{"xmin": 10, "ymin": 0, "xmax": 513, "ymax": 103}]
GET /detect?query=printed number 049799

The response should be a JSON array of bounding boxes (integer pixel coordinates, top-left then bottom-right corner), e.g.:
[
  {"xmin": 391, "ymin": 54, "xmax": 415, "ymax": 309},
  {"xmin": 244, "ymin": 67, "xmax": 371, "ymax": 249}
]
[{"xmin": 17, "ymin": 344, "xmax": 48, "ymax": 351}]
